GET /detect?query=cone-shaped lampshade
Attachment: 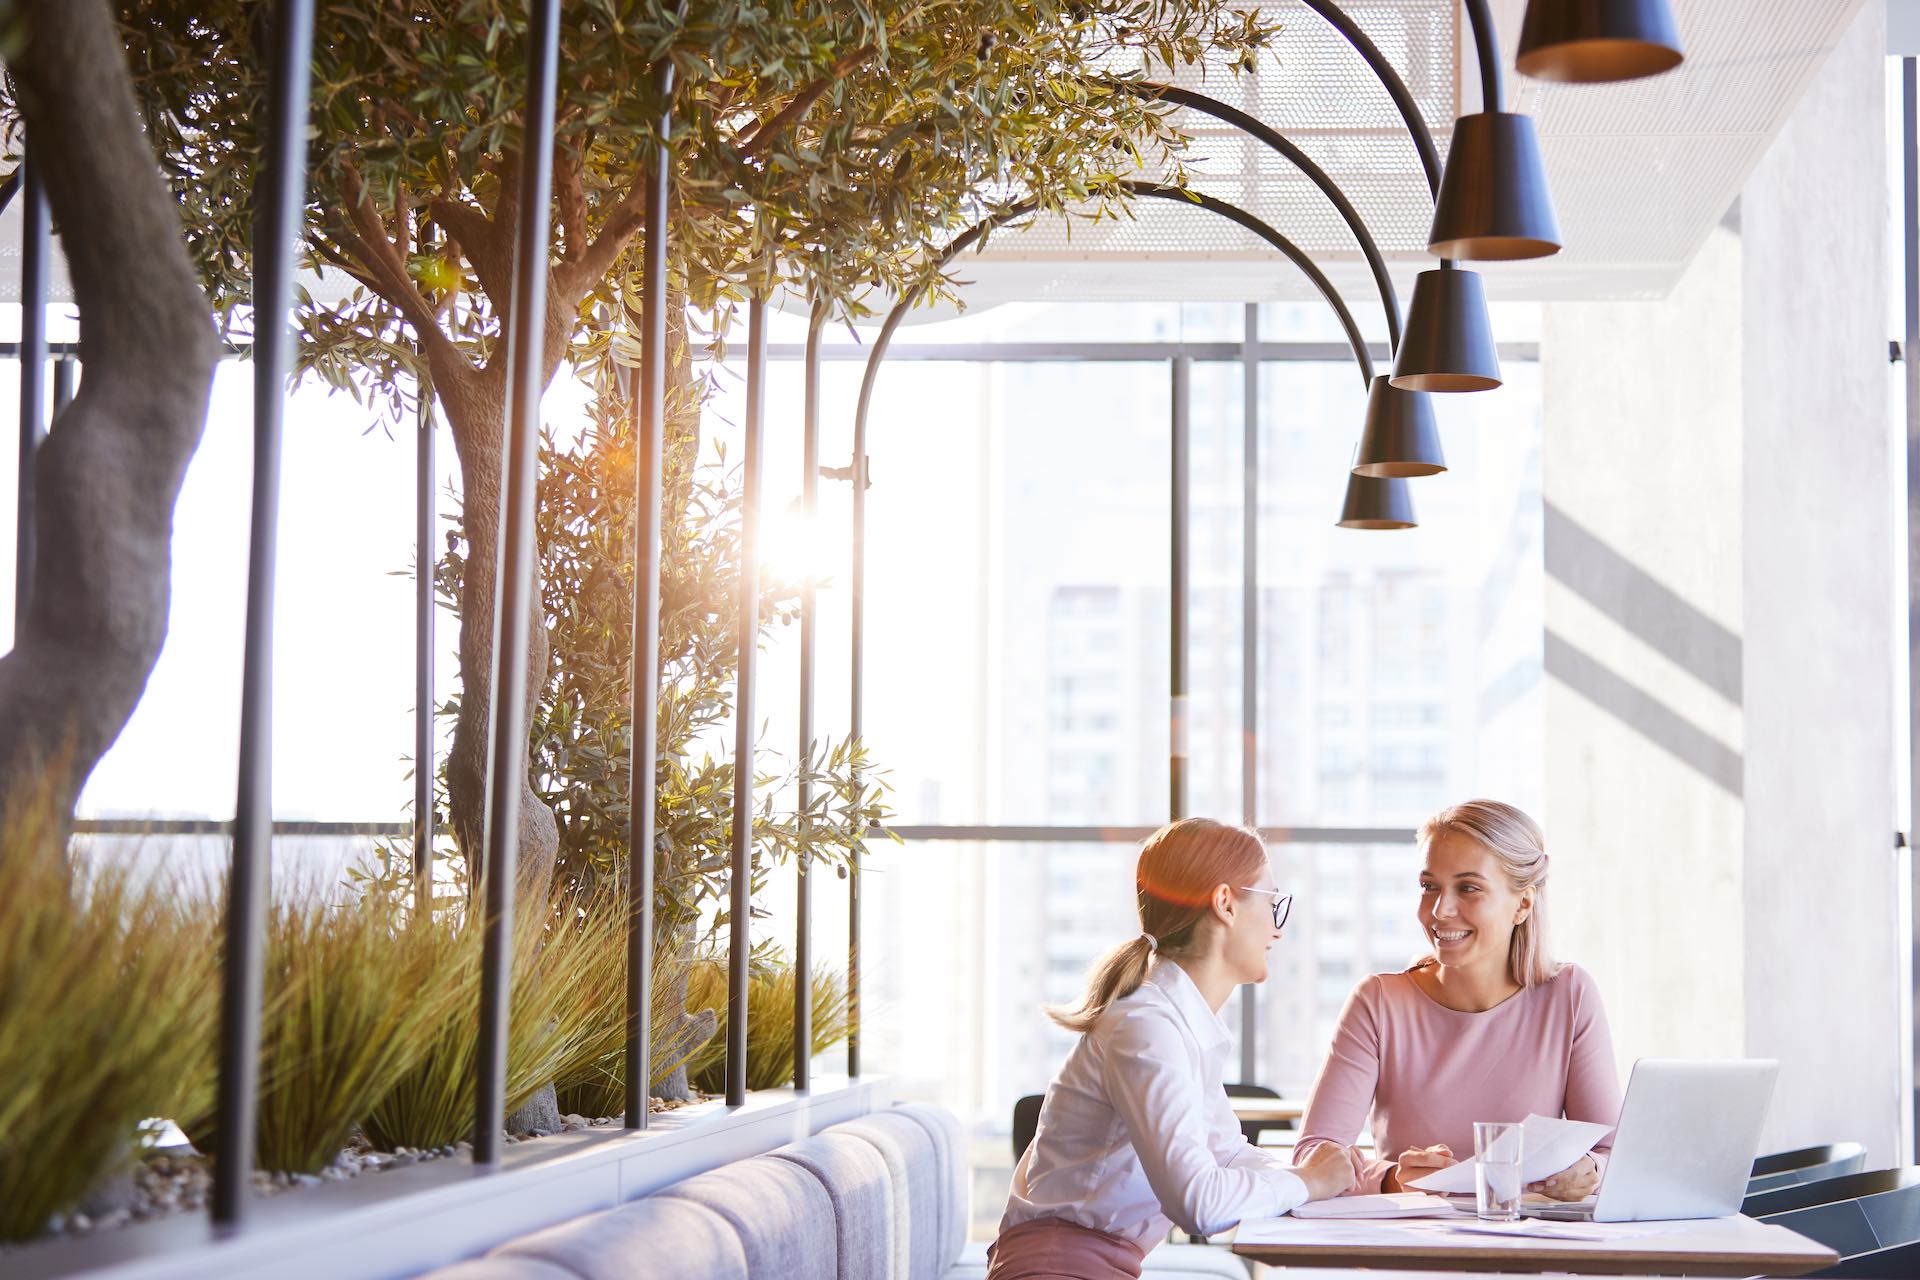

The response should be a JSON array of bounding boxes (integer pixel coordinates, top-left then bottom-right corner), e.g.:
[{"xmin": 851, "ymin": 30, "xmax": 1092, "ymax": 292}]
[
  {"xmin": 1428, "ymin": 112, "xmax": 1561, "ymax": 261},
  {"xmin": 1337, "ymin": 472, "xmax": 1417, "ymax": 530},
  {"xmin": 1516, "ymin": 0, "xmax": 1683, "ymax": 83},
  {"xmin": 1353, "ymin": 377, "xmax": 1445, "ymax": 478},
  {"xmin": 1390, "ymin": 268, "xmax": 1501, "ymax": 392}
]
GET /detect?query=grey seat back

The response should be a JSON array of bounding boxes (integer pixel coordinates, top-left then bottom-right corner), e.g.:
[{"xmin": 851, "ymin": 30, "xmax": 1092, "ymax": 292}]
[
  {"xmin": 896, "ymin": 1102, "xmax": 969, "ymax": 1271},
  {"xmin": 492, "ymin": 1194, "xmax": 747, "ymax": 1280},
  {"xmin": 769, "ymin": 1132, "xmax": 896, "ymax": 1280},
  {"xmin": 655, "ymin": 1153, "xmax": 837, "ymax": 1280},
  {"xmin": 828, "ymin": 1110, "xmax": 945, "ymax": 1280}
]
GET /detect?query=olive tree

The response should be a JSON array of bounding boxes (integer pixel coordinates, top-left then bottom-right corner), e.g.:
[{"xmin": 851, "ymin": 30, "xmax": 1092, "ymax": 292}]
[
  {"xmin": 0, "ymin": 0, "xmax": 218, "ymax": 854},
  {"xmin": 111, "ymin": 0, "xmax": 1270, "ymax": 903}
]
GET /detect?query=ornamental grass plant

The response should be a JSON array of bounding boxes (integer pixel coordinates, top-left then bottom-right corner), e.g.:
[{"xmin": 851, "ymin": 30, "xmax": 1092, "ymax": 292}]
[
  {"xmin": 686, "ymin": 951, "xmax": 852, "ymax": 1094},
  {"xmin": 363, "ymin": 883, "xmax": 631, "ymax": 1150},
  {"xmin": 180, "ymin": 878, "xmax": 470, "ymax": 1174},
  {"xmin": 0, "ymin": 799, "xmax": 220, "ymax": 1242},
  {"xmin": 549, "ymin": 939, "xmax": 705, "ymax": 1120}
]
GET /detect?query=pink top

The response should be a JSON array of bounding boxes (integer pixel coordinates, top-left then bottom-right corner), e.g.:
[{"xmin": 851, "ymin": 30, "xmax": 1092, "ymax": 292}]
[{"xmin": 1294, "ymin": 963, "xmax": 1622, "ymax": 1194}]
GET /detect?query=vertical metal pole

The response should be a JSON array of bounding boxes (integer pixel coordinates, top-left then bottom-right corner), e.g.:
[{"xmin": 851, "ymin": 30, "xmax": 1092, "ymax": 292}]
[
  {"xmin": 474, "ymin": 0, "xmax": 560, "ymax": 1166},
  {"xmin": 1902, "ymin": 56, "xmax": 1920, "ymax": 1164},
  {"xmin": 727, "ymin": 297, "xmax": 766, "ymax": 1107},
  {"xmin": 213, "ymin": 0, "xmax": 313, "ymax": 1229},
  {"xmin": 852, "ymin": 339, "xmax": 875, "ymax": 1082},
  {"xmin": 1170, "ymin": 356, "xmax": 1190, "ymax": 821},
  {"xmin": 414, "ymin": 361, "xmax": 434, "ymax": 916},
  {"xmin": 625, "ymin": 63, "xmax": 675, "ymax": 1132},
  {"xmin": 796, "ymin": 302, "xmax": 824, "ymax": 1092},
  {"xmin": 849, "ymin": 343, "xmax": 867, "ymax": 1083},
  {"xmin": 1239, "ymin": 305, "xmax": 1259, "ymax": 1085},
  {"xmin": 14, "ymin": 152, "xmax": 47, "ymax": 627}
]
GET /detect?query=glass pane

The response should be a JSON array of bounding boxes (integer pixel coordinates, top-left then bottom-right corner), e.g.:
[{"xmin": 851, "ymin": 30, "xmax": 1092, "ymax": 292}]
[
  {"xmin": 858, "ymin": 838, "xmax": 1141, "ymax": 1239},
  {"xmin": 75, "ymin": 366, "xmax": 473, "ymax": 824},
  {"xmin": 1258, "ymin": 841, "xmax": 1430, "ymax": 1096},
  {"xmin": 1254, "ymin": 360, "xmax": 1544, "ymax": 829},
  {"xmin": 1188, "ymin": 360, "xmax": 1246, "ymax": 823}
]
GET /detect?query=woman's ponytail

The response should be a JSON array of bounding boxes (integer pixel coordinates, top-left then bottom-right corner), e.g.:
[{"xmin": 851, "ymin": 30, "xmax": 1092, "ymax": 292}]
[
  {"xmin": 1045, "ymin": 819, "xmax": 1265, "ymax": 1033},
  {"xmin": 1046, "ymin": 935, "xmax": 1156, "ymax": 1033}
]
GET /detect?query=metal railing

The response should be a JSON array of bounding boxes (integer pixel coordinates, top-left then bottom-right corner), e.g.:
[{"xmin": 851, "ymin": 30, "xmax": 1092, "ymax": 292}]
[{"xmin": 4, "ymin": 0, "xmax": 1521, "ymax": 1245}]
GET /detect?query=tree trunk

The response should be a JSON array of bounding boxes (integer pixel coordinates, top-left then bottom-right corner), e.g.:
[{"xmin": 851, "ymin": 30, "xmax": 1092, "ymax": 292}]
[
  {"xmin": 0, "ymin": 0, "xmax": 218, "ymax": 852},
  {"xmin": 431, "ymin": 348, "xmax": 561, "ymax": 904}
]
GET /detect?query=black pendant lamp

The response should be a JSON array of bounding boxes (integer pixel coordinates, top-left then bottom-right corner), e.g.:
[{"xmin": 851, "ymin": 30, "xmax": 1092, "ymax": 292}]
[
  {"xmin": 1516, "ymin": 0, "xmax": 1683, "ymax": 83},
  {"xmin": 1391, "ymin": 267, "xmax": 1500, "ymax": 392},
  {"xmin": 1427, "ymin": 111, "xmax": 1561, "ymax": 260},
  {"xmin": 1353, "ymin": 376, "xmax": 1444, "ymax": 478},
  {"xmin": 1337, "ymin": 471, "xmax": 1417, "ymax": 530}
]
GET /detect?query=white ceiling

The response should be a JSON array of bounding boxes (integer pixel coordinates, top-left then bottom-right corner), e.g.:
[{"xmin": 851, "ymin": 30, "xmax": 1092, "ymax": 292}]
[
  {"xmin": 953, "ymin": 0, "xmax": 1871, "ymax": 306},
  {"xmin": 0, "ymin": 0, "xmax": 1872, "ymax": 310}
]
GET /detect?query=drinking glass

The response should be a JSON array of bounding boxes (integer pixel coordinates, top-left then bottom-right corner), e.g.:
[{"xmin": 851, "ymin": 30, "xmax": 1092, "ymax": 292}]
[{"xmin": 1473, "ymin": 1121, "xmax": 1524, "ymax": 1222}]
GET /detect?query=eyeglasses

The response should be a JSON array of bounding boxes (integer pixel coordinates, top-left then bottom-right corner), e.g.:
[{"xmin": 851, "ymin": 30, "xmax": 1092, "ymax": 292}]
[{"xmin": 1235, "ymin": 887, "xmax": 1293, "ymax": 932}]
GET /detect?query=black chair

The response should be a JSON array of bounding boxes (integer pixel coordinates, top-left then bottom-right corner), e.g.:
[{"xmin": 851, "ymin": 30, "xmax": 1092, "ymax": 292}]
[
  {"xmin": 1811, "ymin": 1239, "xmax": 1920, "ymax": 1278},
  {"xmin": 1748, "ymin": 1168, "xmax": 1920, "ymax": 1266},
  {"xmin": 1224, "ymin": 1082, "xmax": 1292, "ymax": 1146},
  {"xmin": 1748, "ymin": 1143, "xmax": 1869, "ymax": 1197},
  {"xmin": 1012, "ymin": 1093, "xmax": 1043, "ymax": 1163}
]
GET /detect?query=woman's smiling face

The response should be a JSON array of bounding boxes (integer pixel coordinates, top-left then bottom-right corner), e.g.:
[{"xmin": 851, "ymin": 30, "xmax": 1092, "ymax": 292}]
[{"xmin": 1418, "ymin": 830, "xmax": 1531, "ymax": 974}]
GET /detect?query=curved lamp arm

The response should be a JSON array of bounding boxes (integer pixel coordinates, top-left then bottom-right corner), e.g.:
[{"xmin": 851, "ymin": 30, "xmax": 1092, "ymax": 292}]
[
  {"xmin": 853, "ymin": 184, "xmax": 1377, "ymax": 470},
  {"xmin": 1129, "ymin": 81, "xmax": 1400, "ymax": 353},
  {"xmin": 1121, "ymin": 182, "xmax": 1372, "ymax": 388}
]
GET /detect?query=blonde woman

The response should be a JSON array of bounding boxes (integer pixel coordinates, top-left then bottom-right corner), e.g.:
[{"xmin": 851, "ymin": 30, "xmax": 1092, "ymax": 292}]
[
  {"xmin": 988, "ymin": 818, "xmax": 1357, "ymax": 1280},
  {"xmin": 1293, "ymin": 800, "xmax": 1622, "ymax": 1202}
]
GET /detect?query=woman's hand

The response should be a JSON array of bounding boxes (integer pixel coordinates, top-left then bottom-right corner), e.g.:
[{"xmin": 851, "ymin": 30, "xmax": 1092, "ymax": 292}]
[
  {"xmin": 1527, "ymin": 1154, "xmax": 1599, "ymax": 1201},
  {"xmin": 1384, "ymin": 1144, "xmax": 1456, "ymax": 1192},
  {"xmin": 1296, "ymin": 1140, "xmax": 1360, "ymax": 1201}
]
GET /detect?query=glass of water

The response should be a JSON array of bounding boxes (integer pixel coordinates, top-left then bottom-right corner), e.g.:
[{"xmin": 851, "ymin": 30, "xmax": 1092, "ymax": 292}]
[{"xmin": 1474, "ymin": 1121, "xmax": 1524, "ymax": 1222}]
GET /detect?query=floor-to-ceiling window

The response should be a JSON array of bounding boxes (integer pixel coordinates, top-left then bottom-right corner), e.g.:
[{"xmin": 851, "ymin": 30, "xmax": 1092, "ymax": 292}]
[{"xmin": 708, "ymin": 296, "xmax": 1547, "ymax": 1235}]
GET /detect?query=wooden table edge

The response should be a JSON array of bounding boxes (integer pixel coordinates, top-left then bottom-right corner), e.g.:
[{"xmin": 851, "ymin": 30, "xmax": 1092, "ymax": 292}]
[{"xmin": 1226, "ymin": 1241, "xmax": 1840, "ymax": 1276}]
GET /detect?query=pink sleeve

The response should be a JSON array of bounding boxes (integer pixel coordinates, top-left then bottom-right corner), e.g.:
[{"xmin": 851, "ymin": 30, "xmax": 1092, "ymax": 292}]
[
  {"xmin": 1294, "ymin": 978, "xmax": 1394, "ymax": 1195},
  {"xmin": 1563, "ymin": 966, "xmax": 1623, "ymax": 1173}
]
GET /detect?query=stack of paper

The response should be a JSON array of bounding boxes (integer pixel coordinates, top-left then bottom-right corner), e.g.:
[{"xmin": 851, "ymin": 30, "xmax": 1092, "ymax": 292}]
[
  {"xmin": 1406, "ymin": 1114, "xmax": 1615, "ymax": 1194},
  {"xmin": 1291, "ymin": 1193, "xmax": 1456, "ymax": 1220}
]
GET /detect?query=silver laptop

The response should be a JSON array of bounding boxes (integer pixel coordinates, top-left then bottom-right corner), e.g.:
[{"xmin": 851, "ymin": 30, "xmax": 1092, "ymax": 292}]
[{"xmin": 1523, "ymin": 1058, "xmax": 1779, "ymax": 1222}]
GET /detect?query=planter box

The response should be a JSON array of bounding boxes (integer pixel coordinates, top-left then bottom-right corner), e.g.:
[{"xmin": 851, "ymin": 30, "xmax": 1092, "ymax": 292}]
[{"xmin": 7, "ymin": 1076, "xmax": 891, "ymax": 1280}]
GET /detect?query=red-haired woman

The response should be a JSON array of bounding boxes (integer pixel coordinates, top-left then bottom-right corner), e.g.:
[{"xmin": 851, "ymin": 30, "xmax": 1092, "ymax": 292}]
[{"xmin": 985, "ymin": 817, "xmax": 1356, "ymax": 1280}]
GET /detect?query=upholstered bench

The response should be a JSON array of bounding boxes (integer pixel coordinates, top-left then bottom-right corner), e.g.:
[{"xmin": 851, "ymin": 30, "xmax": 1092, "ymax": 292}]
[{"xmin": 420, "ymin": 1102, "xmax": 1246, "ymax": 1279}]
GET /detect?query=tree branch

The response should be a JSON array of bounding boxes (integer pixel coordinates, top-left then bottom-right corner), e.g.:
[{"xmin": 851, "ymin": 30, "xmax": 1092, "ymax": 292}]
[
  {"xmin": 737, "ymin": 45, "xmax": 877, "ymax": 159},
  {"xmin": 430, "ymin": 194, "xmax": 512, "ymax": 304},
  {"xmin": 334, "ymin": 161, "xmax": 466, "ymax": 371},
  {"xmin": 555, "ymin": 145, "xmax": 587, "ymax": 263}
]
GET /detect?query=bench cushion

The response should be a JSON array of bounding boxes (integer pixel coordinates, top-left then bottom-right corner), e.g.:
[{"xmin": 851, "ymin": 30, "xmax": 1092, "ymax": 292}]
[
  {"xmin": 769, "ymin": 1132, "xmax": 895, "ymax": 1280},
  {"xmin": 827, "ymin": 1110, "xmax": 945, "ymax": 1280},
  {"xmin": 492, "ymin": 1195, "xmax": 746, "ymax": 1280},
  {"xmin": 655, "ymin": 1154, "xmax": 836, "ymax": 1280},
  {"xmin": 895, "ymin": 1103, "xmax": 969, "ymax": 1272}
]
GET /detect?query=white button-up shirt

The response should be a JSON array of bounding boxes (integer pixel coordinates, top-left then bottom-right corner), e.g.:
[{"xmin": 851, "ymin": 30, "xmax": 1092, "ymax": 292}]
[{"xmin": 1001, "ymin": 959, "xmax": 1309, "ymax": 1245}]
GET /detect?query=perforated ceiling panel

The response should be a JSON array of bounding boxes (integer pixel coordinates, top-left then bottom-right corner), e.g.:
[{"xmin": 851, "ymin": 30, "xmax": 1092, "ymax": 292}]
[
  {"xmin": 963, "ymin": 0, "xmax": 1869, "ymax": 303},
  {"xmin": 982, "ymin": 1, "xmax": 1457, "ymax": 263},
  {"xmin": 0, "ymin": 0, "xmax": 1872, "ymax": 307}
]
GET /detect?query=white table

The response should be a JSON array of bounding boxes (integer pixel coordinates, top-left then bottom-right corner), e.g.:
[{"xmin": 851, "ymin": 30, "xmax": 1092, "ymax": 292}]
[{"xmin": 1230, "ymin": 1211, "xmax": 1839, "ymax": 1275}]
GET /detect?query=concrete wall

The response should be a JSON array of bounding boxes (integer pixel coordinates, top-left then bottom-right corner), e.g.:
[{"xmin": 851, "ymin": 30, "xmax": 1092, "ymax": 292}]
[
  {"xmin": 1739, "ymin": 0, "xmax": 1902, "ymax": 1164},
  {"xmin": 1542, "ymin": 224, "xmax": 1746, "ymax": 1067},
  {"xmin": 1543, "ymin": 0, "xmax": 1903, "ymax": 1165}
]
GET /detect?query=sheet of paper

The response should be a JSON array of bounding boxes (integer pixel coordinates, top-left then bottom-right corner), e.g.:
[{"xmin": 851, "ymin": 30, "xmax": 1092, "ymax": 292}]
[
  {"xmin": 1291, "ymin": 1192, "xmax": 1455, "ymax": 1220},
  {"xmin": 1445, "ymin": 1219, "xmax": 1688, "ymax": 1243},
  {"xmin": 1234, "ymin": 1215, "xmax": 1702, "ymax": 1250},
  {"xmin": 1407, "ymin": 1114, "xmax": 1615, "ymax": 1194}
]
